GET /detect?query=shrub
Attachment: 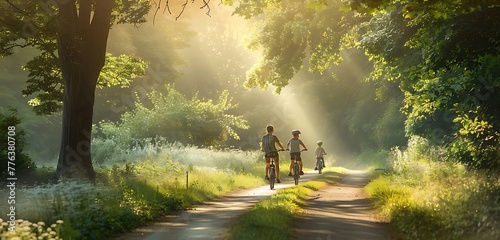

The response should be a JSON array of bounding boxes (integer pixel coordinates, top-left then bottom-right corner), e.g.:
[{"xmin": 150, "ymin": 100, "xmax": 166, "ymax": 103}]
[
  {"xmin": 0, "ymin": 108, "xmax": 36, "ymax": 180},
  {"xmin": 367, "ymin": 138, "xmax": 500, "ymax": 240}
]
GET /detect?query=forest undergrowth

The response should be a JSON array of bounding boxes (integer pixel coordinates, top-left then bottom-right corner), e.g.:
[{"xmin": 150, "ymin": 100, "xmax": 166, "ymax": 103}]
[
  {"xmin": 0, "ymin": 144, "xmax": 266, "ymax": 239},
  {"xmin": 366, "ymin": 137, "xmax": 500, "ymax": 240}
]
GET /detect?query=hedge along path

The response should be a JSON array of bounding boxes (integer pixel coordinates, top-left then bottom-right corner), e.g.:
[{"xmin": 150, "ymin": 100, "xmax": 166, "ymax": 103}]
[{"xmin": 293, "ymin": 170, "xmax": 397, "ymax": 240}]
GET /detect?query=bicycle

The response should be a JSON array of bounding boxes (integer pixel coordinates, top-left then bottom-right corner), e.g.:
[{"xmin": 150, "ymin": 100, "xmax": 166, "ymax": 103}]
[
  {"xmin": 266, "ymin": 150, "xmax": 283, "ymax": 190},
  {"xmin": 290, "ymin": 149, "xmax": 307, "ymax": 185},
  {"xmin": 316, "ymin": 157, "xmax": 325, "ymax": 174}
]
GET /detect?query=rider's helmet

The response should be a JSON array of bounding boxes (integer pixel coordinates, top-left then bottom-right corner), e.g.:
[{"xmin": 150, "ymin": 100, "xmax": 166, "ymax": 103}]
[
  {"xmin": 317, "ymin": 140, "xmax": 323, "ymax": 146},
  {"xmin": 291, "ymin": 129, "xmax": 301, "ymax": 135}
]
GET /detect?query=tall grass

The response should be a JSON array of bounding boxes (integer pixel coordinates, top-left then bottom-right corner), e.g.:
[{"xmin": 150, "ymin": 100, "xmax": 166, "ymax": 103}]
[
  {"xmin": 0, "ymin": 144, "xmax": 266, "ymax": 239},
  {"xmin": 366, "ymin": 137, "xmax": 500, "ymax": 240}
]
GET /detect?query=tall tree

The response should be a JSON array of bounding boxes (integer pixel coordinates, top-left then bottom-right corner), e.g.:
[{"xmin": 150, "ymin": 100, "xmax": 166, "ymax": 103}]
[{"xmin": 0, "ymin": 0, "xmax": 150, "ymax": 180}]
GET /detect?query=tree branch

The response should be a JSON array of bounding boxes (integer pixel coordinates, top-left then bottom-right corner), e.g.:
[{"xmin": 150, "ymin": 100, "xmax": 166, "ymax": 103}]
[
  {"xmin": 163, "ymin": 0, "xmax": 172, "ymax": 15},
  {"xmin": 176, "ymin": 0, "xmax": 192, "ymax": 20},
  {"xmin": 4, "ymin": 0, "xmax": 29, "ymax": 15},
  {"xmin": 201, "ymin": 0, "xmax": 211, "ymax": 17},
  {"xmin": 153, "ymin": 0, "xmax": 161, "ymax": 25}
]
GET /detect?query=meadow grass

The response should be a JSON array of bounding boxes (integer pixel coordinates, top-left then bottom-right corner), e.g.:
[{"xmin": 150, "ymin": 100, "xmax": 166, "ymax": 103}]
[
  {"xmin": 365, "ymin": 138, "xmax": 500, "ymax": 240},
  {"xmin": 226, "ymin": 169, "xmax": 345, "ymax": 240},
  {"xmin": 0, "ymin": 145, "xmax": 267, "ymax": 239}
]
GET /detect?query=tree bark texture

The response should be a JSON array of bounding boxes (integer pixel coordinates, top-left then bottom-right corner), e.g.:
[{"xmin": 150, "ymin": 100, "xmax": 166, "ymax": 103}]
[{"xmin": 56, "ymin": 0, "xmax": 114, "ymax": 181}]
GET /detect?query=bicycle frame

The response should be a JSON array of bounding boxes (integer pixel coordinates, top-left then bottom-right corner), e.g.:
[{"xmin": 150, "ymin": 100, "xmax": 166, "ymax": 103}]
[
  {"xmin": 267, "ymin": 150, "xmax": 283, "ymax": 190},
  {"xmin": 291, "ymin": 149, "xmax": 306, "ymax": 185},
  {"xmin": 269, "ymin": 157, "xmax": 276, "ymax": 190},
  {"xmin": 292, "ymin": 158, "xmax": 300, "ymax": 185},
  {"xmin": 316, "ymin": 157, "xmax": 324, "ymax": 174}
]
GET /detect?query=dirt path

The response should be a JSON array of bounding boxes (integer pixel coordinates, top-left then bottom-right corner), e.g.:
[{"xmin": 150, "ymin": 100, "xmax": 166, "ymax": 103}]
[
  {"xmin": 116, "ymin": 170, "xmax": 396, "ymax": 240},
  {"xmin": 115, "ymin": 172, "xmax": 319, "ymax": 240},
  {"xmin": 293, "ymin": 170, "xmax": 397, "ymax": 240}
]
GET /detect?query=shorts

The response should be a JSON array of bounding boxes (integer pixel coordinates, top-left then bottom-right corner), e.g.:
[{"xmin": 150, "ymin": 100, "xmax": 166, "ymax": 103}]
[
  {"xmin": 265, "ymin": 152, "xmax": 279, "ymax": 163},
  {"xmin": 290, "ymin": 152, "xmax": 302, "ymax": 161},
  {"xmin": 265, "ymin": 152, "xmax": 278, "ymax": 158}
]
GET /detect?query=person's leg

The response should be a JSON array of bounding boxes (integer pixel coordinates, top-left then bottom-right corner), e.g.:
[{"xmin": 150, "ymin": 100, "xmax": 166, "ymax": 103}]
[
  {"xmin": 265, "ymin": 158, "xmax": 270, "ymax": 179},
  {"xmin": 297, "ymin": 154, "xmax": 304, "ymax": 174}
]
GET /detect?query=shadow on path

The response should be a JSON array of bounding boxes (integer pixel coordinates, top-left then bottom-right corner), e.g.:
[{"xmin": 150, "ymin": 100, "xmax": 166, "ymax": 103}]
[{"xmin": 293, "ymin": 170, "xmax": 397, "ymax": 240}]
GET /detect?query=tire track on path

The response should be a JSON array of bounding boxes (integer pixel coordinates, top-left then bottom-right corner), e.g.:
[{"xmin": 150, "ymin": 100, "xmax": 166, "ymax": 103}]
[{"xmin": 293, "ymin": 170, "xmax": 397, "ymax": 240}]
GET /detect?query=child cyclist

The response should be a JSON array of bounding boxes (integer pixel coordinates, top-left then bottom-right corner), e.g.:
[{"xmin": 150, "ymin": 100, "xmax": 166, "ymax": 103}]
[
  {"xmin": 314, "ymin": 140, "xmax": 327, "ymax": 170},
  {"xmin": 261, "ymin": 125, "xmax": 285, "ymax": 183},
  {"xmin": 286, "ymin": 129, "xmax": 308, "ymax": 176}
]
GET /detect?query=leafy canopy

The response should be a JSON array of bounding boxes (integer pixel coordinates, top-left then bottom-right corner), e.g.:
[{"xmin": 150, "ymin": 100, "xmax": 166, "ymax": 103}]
[{"xmin": 0, "ymin": 0, "xmax": 151, "ymax": 114}]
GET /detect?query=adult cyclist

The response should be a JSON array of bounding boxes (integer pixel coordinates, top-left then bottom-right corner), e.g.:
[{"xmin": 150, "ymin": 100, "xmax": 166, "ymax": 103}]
[{"xmin": 261, "ymin": 125, "xmax": 285, "ymax": 183}]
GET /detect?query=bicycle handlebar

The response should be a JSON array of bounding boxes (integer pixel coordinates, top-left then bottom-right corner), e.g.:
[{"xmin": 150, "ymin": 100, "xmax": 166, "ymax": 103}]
[{"xmin": 285, "ymin": 149, "xmax": 308, "ymax": 152}]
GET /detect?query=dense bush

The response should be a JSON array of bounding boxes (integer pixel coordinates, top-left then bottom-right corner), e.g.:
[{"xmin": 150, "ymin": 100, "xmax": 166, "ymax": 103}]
[
  {"xmin": 93, "ymin": 85, "xmax": 249, "ymax": 151},
  {"xmin": 0, "ymin": 108, "xmax": 36, "ymax": 180}
]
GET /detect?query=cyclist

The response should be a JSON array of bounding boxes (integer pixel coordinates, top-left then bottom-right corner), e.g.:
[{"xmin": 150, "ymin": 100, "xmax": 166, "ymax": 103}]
[
  {"xmin": 261, "ymin": 125, "xmax": 285, "ymax": 183},
  {"xmin": 314, "ymin": 140, "xmax": 327, "ymax": 170},
  {"xmin": 286, "ymin": 129, "xmax": 308, "ymax": 176}
]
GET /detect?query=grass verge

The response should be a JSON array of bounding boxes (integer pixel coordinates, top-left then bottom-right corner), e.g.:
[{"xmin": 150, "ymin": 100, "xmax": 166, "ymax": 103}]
[
  {"xmin": 364, "ymin": 138, "xmax": 500, "ymax": 240},
  {"xmin": 225, "ymin": 168, "xmax": 345, "ymax": 240},
  {"xmin": 0, "ymin": 148, "xmax": 266, "ymax": 239}
]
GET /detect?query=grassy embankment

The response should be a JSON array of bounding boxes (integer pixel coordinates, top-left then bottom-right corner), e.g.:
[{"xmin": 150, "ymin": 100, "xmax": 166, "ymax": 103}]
[
  {"xmin": 226, "ymin": 168, "xmax": 346, "ymax": 240},
  {"xmin": 0, "ymin": 145, "xmax": 267, "ymax": 239},
  {"xmin": 365, "ymin": 137, "xmax": 500, "ymax": 240}
]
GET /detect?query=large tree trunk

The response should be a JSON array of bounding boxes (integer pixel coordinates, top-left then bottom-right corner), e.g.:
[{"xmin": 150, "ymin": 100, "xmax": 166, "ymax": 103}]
[{"xmin": 55, "ymin": 0, "xmax": 114, "ymax": 181}]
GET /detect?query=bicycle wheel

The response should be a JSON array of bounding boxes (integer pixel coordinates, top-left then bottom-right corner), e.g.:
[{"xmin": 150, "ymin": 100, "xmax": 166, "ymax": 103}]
[
  {"xmin": 318, "ymin": 163, "xmax": 322, "ymax": 174},
  {"xmin": 293, "ymin": 163, "xmax": 299, "ymax": 185},
  {"xmin": 269, "ymin": 165, "xmax": 276, "ymax": 190}
]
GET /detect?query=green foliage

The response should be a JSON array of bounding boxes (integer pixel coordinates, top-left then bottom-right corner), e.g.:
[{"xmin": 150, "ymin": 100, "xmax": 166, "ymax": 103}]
[
  {"xmin": 21, "ymin": 51, "xmax": 148, "ymax": 115},
  {"xmin": 241, "ymin": 0, "xmax": 360, "ymax": 92},
  {"xmin": 97, "ymin": 53, "xmax": 148, "ymax": 88},
  {"xmin": 234, "ymin": 0, "xmax": 500, "ymax": 170},
  {"xmin": 367, "ymin": 140, "xmax": 500, "ymax": 239},
  {"xmin": 112, "ymin": 0, "xmax": 151, "ymax": 25},
  {"xmin": 0, "ymin": 108, "xmax": 36, "ymax": 179},
  {"xmin": 0, "ymin": 1, "xmax": 150, "ymax": 115},
  {"xmin": 350, "ymin": 2, "xmax": 500, "ymax": 170},
  {"xmin": 94, "ymin": 85, "xmax": 249, "ymax": 148}
]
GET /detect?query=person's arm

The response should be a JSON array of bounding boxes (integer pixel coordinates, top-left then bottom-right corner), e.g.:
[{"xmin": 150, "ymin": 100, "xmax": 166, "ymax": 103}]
[
  {"xmin": 286, "ymin": 139, "xmax": 291, "ymax": 150},
  {"xmin": 260, "ymin": 136, "xmax": 264, "ymax": 152},
  {"xmin": 300, "ymin": 140, "xmax": 308, "ymax": 151},
  {"xmin": 277, "ymin": 142, "xmax": 285, "ymax": 150},
  {"xmin": 275, "ymin": 136, "xmax": 285, "ymax": 150}
]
